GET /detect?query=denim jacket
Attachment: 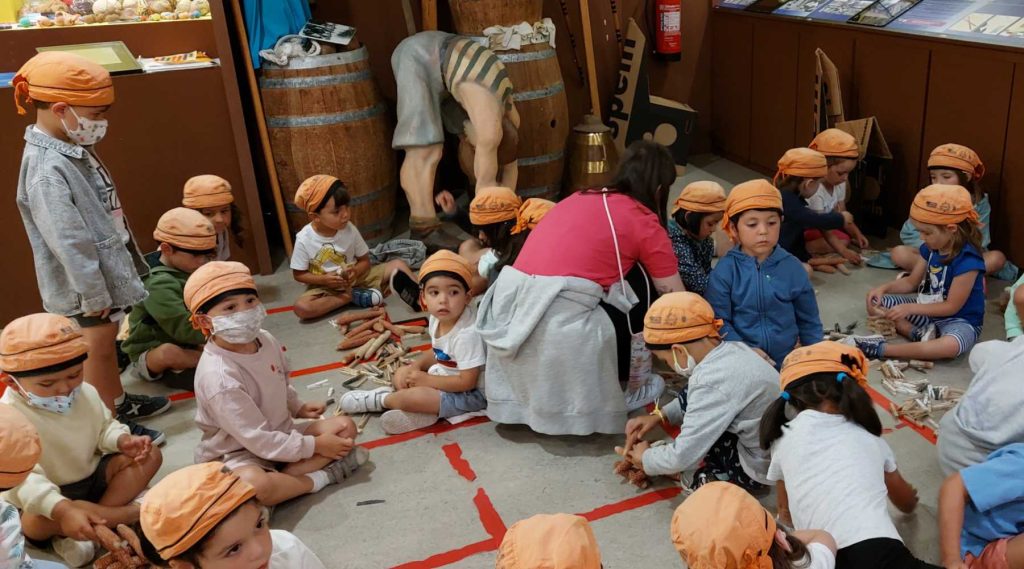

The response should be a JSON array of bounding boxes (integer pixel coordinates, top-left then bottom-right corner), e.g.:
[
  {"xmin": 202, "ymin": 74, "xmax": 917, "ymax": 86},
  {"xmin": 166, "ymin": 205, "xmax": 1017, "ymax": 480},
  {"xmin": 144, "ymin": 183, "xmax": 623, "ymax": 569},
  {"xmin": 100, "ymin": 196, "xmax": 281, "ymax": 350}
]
[{"xmin": 16, "ymin": 126, "xmax": 147, "ymax": 315}]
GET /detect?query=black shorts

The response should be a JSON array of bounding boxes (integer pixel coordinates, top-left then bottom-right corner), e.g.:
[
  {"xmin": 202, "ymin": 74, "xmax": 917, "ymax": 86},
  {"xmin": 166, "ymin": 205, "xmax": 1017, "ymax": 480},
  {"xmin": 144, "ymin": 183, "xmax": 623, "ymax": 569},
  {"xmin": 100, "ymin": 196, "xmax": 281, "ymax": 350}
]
[
  {"xmin": 58, "ymin": 454, "xmax": 115, "ymax": 502},
  {"xmin": 837, "ymin": 538, "xmax": 942, "ymax": 569}
]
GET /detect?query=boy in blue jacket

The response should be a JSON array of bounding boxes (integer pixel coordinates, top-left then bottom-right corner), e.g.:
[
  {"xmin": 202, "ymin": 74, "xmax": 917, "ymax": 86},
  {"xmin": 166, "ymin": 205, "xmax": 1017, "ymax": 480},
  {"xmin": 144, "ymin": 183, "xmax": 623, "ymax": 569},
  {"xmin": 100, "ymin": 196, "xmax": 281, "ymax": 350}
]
[{"xmin": 705, "ymin": 180, "xmax": 823, "ymax": 367}]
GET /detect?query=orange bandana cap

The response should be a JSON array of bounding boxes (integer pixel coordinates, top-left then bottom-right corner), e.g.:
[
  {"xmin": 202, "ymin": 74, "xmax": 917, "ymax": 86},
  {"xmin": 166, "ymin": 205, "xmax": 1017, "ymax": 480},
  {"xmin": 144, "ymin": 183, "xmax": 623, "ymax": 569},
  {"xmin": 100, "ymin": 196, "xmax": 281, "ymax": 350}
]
[
  {"xmin": 182, "ymin": 175, "xmax": 234, "ymax": 209},
  {"xmin": 13, "ymin": 52, "xmax": 114, "ymax": 115},
  {"xmin": 183, "ymin": 261, "xmax": 256, "ymax": 331},
  {"xmin": 294, "ymin": 175, "xmax": 340, "ymax": 214},
  {"xmin": 909, "ymin": 184, "xmax": 980, "ymax": 227},
  {"xmin": 154, "ymin": 208, "xmax": 217, "ymax": 251},
  {"xmin": 0, "ymin": 405, "xmax": 42, "ymax": 488},
  {"xmin": 512, "ymin": 198, "xmax": 555, "ymax": 235},
  {"xmin": 469, "ymin": 186, "xmax": 522, "ymax": 226},
  {"xmin": 774, "ymin": 147, "xmax": 828, "ymax": 184},
  {"xmin": 809, "ymin": 129, "xmax": 859, "ymax": 159},
  {"xmin": 419, "ymin": 250, "xmax": 473, "ymax": 289},
  {"xmin": 141, "ymin": 462, "xmax": 256, "ymax": 560},
  {"xmin": 928, "ymin": 144, "xmax": 985, "ymax": 181},
  {"xmin": 495, "ymin": 514, "xmax": 602, "ymax": 569},
  {"xmin": 671, "ymin": 481, "xmax": 776, "ymax": 569},
  {"xmin": 780, "ymin": 340, "xmax": 868, "ymax": 391},
  {"xmin": 673, "ymin": 181, "xmax": 727, "ymax": 214},
  {"xmin": 0, "ymin": 313, "xmax": 88, "ymax": 374},
  {"xmin": 721, "ymin": 180, "xmax": 782, "ymax": 232},
  {"xmin": 644, "ymin": 292, "xmax": 723, "ymax": 345}
]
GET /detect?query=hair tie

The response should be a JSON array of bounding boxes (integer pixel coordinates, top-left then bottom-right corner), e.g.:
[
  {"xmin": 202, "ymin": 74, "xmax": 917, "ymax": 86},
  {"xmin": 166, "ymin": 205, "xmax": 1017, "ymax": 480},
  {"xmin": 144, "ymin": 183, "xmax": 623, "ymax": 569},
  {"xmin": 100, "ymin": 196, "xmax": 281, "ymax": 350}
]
[
  {"xmin": 779, "ymin": 391, "xmax": 791, "ymax": 401},
  {"xmin": 836, "ymin": 372, "xmax": 848, "ymax": 383}
]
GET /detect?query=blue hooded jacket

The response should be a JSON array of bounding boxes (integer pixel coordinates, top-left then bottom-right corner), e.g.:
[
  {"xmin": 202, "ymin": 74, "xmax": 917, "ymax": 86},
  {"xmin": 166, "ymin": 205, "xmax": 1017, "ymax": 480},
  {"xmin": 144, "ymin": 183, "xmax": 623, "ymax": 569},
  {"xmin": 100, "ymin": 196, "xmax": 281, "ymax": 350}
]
[{"xmin": 705, "ymin": 245, "xmax": 823, "ymax": 367}]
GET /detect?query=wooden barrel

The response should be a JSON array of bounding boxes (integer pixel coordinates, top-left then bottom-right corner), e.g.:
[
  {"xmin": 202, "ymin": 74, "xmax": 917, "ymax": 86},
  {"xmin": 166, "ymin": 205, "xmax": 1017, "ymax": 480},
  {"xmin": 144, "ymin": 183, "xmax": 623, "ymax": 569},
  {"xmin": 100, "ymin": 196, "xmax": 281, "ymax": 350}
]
[
  {"xmin": 260, "ymin": 47, "xmax": 396, "ymax": 243},
  {"xmin": 448, "ymin": 0, "xmax": 542, "ymax": 35}
]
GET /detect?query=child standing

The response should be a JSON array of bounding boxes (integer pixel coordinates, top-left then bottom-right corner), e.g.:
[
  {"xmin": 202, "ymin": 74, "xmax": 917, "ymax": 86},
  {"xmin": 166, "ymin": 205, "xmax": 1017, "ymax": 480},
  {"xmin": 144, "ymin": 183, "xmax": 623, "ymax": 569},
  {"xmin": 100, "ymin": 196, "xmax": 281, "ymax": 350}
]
[
  {"xmin": 939, "ymin": 444, "xmax": 1024, "ymax": 569},
  {"xmin": 776, "ymin": 148, "xmax": 856, "ymax": 269},
  {"xmin": 672, "ymin": 481, "xmax": 838, "ymax": 569},
  {"xmin": 185, "ymin": 261, "xmax": 368, "ymax": 506},
  {"xmin": 892, "ymin": 144, "xmax": 1014, "ymax": 278},
  {"xmin": 618, "ymin": 292, "xmax": 778, "ymax": 491},
  {"xmin": 668, "ymin": 181, "xmax": 727, "ymax": 295},
  {"xmin": 290, "ymin": 175, "xmax": 419, "ymax": 320},
  {"xmin": 138, "ymin": 462, "xmax": 326, "ymax": 568},
  {"xmin": 12, "ymin": 51, "xmax": 168, "ymax": 437},
  {"xmin": 495, "ymin": 514, "xmax": 601, "ymax": 569},
  {"xmin": 0, "ymin": 313, "xmax": 162, "ymax": 567},
  {"xmin": 805, "ymin": 129, "xmax": 870, "ymax": 256},
  {"xmin": 859, "ymin": 184, "xmax": 985, "ymax": 361},
  {"xmin": 340, "ymin": 251, "xmax": 486, "ymax": 435},
  {"xmin": 761, "ymin": 342, "xmax": 935, "ymax": 569},
  {"xmin": 122, "ymin": 208, "xmax": 216, "ymax": 391},
  {"xmin": 182, "ymin": 174, "xmax": 239, "ymax": 262},
  {"xmin": 705, "ymin": 179, "xmax": 823, "ymax": 367}
]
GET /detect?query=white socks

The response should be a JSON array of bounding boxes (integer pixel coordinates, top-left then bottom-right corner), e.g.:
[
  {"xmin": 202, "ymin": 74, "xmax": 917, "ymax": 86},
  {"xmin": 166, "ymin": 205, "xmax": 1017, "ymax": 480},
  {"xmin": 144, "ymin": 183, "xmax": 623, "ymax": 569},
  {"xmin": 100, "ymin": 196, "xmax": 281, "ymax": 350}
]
[{"xmin": 306, "ymin": 470, "xmax": 331, "ymax": 493}]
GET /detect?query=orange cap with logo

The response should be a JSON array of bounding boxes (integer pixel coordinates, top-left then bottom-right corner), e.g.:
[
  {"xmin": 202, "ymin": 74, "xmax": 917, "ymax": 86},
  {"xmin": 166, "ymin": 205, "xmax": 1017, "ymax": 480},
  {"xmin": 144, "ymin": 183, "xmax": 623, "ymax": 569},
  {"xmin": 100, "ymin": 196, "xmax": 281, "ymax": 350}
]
[
  {"xmin": 418, "ymin": 250, "xmax": 473, "ymax": 289},
  {"xmin": 672, "ymin": 481, "xmax": 777, "ymax": 569},
  {"xmin": 13, "ymin": 52, "xmax": 114, "ymax": 115},
  {"xmin": 294, "ymin": 175, "xmax": 341, "ymax": 214},
  {"xmin": 512, "ymin": 198, "xmax": 555, "ymax": 235},
  {"xmin": 779, "ymin": 340, "xmax": 868, "ymax": 391},
  {"xmin": 644, "ymin": 292, "xmax": 723, "ymax": 345},
  {"xmin": 909, "ymin": 184, "xmax": 980, "ymax": 227},
  {"xmin": 673, "ymin": 181, "xmax": 727, "ymax": 214},
  {"xmin": 775, "ymin": 147, "xmax": 828, "ymax": 184},
  {"xmin": 0, "ymin": 313, "xmax": 88, "ymax": 374},
  {"xmin": 928, "ymin": 144, "xmax": 985, "ymax": 181},
  {"xmin": 469, "ymin": 186, "xmax": 522, "ymax": 226}
]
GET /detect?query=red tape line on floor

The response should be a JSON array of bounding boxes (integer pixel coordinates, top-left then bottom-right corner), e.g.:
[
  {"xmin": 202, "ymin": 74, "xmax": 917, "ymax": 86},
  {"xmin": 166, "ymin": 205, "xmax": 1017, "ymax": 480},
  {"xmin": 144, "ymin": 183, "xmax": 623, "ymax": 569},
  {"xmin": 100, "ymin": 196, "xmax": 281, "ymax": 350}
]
[
  {"xmin": 442, "ymin": 443, "xmax": 478, "ymax": 482},
  {"xmin": 389, "ymin": 538, "xmax": 494, "ymax": 569},
  {"xmin": 576, "ymin": 486, "xmax": 683, "ymax": 522},
  {"xmin": 863, "ymin": 384, "xmax": 938, "ymax": 445},
  {"xmin": 474, "ymin": 488, "xmax": 507, "ymax": 542}
]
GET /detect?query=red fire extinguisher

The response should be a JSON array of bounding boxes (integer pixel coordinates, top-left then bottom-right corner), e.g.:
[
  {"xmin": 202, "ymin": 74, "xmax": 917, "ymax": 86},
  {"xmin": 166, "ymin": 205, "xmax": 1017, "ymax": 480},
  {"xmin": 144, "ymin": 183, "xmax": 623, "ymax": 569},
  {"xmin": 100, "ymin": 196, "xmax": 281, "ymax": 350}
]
[{"xmin": 654, "ymin": 0, "xmax": 682, "ymax": 61}]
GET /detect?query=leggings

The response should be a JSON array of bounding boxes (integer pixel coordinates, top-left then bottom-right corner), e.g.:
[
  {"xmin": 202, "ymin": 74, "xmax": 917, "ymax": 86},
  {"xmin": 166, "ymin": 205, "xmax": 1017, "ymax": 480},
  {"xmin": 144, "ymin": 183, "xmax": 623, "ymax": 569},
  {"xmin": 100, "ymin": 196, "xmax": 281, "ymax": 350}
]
[
  {"xmin": 598, "ymin": 264, "xmax": 659, "ymax": 383},
  {"xmin": 837, "ymin": 538, "xmax": 942, "ymax": 569}
]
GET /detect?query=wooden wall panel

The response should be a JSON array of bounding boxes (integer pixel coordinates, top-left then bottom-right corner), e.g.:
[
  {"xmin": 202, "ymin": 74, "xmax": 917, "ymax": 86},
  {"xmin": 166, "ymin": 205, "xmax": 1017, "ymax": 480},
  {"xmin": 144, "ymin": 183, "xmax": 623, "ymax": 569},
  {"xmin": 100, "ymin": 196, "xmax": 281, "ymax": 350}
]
[
  {"xmin": 997, "ymin": 64, "xmax": 1024, "ymax": 261},
  {"xmin": 749, "ymin": 23, "xmax": 801, "ymax": 172},
  {"xmin": 853, "ymin": 37, "xmax": 930, "ymax": 226},
  {"xmin": 795, "ymin": 28, "xmax": 857, "ymax": 145},
  {"xmin": 710, "ymin": 15, "xmax": 753, "ymax": 163}
]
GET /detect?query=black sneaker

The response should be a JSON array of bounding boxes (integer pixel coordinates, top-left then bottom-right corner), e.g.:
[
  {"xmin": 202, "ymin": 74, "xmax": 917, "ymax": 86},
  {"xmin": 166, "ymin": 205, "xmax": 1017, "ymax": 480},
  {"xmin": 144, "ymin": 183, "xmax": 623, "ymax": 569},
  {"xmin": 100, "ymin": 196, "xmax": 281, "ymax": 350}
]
[
  {"xmin": 116, "ymin": 392, "xmax": 171, "ymax": 421},
  {"xmin": 115, "ymin": 340, "xmax": 130, "ymax": 373},
  {"xmin": 127, "ymin": 420, "xmax": 166, "ymax": 446},
  {"xmin": 390, "ymin": 270, "xmax": 421, "ymax": 312}
]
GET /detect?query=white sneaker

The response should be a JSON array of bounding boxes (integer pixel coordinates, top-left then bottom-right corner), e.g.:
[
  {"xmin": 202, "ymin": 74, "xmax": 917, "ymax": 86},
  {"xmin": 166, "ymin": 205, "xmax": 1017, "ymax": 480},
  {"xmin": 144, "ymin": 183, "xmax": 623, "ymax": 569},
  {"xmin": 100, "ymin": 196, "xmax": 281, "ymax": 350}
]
[
  {"xmin": 624, "ymin": 373, "xmax": 665, "ymax": 412},
  {"xmin": 339, "ymin": 387, "xmax": 392, "ymax": 414},
  {"xmin": 53, "ymin": 536, "xmax": 96, "ymax": 568},
  {"xmin": 381, "ymin": 410, "xmax": 438, "ymax": 434}
]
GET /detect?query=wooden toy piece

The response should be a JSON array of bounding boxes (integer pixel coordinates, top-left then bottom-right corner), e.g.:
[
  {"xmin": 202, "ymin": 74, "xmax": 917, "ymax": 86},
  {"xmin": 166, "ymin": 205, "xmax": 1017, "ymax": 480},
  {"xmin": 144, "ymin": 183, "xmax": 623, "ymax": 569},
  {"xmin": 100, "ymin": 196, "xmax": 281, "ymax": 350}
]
[
  {"xmin": 867, "ymin": 315, "xmax": 897, "ymax": 338},
  {"xmin": 612, "ymin": 459, "xmax": 650, "ymax": 489},
  {"xmin": 337, "ymin": 330, "xmax": 375, "ymax": 351},
  {"xmin": 333, "ymin": 307, "xmax": 386, "ymax": 327}
]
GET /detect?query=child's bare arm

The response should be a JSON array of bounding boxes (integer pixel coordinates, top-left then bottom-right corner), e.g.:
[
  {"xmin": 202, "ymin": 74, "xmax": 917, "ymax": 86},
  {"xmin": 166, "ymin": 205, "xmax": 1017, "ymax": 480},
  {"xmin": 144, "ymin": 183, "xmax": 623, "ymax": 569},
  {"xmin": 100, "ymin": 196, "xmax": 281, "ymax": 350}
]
[
  {"xmin": 776, "ymin": 480, "xmax": 793, "ymax": 525},
  {"xmin": 939, "ymin": 472, "xmax": 969, "ymax": 568},
  {"xmin": 908, "ymin": 272, "xmax": 979, "ymax": 319},
  {"xmin": 412, "ymin": 367, "xmax": 480, "ymax": 393},
  {"xmin": 790, "ymin": 529, "xmax": 838, "ymax": 555},
  {"xmin": 292, "ymin": 269, "xmax": 347, "ymax": 290},
  {"xmin": 884, "ymin": 469, "xmax": 919, "ymax": 513}
]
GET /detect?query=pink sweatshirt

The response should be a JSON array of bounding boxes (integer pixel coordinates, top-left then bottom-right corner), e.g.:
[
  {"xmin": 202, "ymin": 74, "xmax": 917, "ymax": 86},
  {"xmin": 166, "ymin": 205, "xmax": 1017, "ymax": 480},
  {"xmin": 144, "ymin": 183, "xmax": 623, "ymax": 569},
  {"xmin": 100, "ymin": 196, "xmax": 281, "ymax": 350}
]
[{"xmin": 193, "ymin": 330, "xmax": 314, "ymax": 464}]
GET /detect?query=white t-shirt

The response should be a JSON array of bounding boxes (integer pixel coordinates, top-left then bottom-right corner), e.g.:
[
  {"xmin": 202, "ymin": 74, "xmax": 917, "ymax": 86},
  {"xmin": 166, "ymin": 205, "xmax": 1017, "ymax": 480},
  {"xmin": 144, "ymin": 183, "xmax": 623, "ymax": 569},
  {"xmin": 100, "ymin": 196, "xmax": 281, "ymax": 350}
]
[
  {"xmin": 806, "ymin": 181, "xmax": 847, "ymax": 214},
  {"xmin": 767, "ymin": 410, "xmax": 901, "ymax": 548},
  {"xmin": 270, "ymin": 530, "xmax": 326, "ymax": 569},
  {"xmin": 289, "ymin": 223, "xmax": 369, "ymax": 275},
  {"xmin": 804, "ymin": 542, "xmax": 837, "ymax": 569},
  {"xmin": 428, "ymin": 306, "xmax": 486, "ymax": 379}
]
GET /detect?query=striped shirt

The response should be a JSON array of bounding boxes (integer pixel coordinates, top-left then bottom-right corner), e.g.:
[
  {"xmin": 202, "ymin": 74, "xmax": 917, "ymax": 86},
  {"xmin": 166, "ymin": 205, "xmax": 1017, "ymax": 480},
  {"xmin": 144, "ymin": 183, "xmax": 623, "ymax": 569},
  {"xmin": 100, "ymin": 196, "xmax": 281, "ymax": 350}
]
[{"xmin": 442, "ymin": 37, "xmax": 513, "ymax": 110}]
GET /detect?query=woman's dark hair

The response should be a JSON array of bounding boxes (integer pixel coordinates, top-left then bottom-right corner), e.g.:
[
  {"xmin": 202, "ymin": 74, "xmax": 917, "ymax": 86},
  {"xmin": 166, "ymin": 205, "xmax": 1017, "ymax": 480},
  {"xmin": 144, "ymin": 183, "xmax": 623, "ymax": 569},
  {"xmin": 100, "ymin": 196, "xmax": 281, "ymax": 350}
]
[
  {"xmin": 315, "ymin": 181, "xmax": 351, "ymax": 213},
  {"xmin": 229, "ymin": 203, "xmax": 245, "ymax": 248},
  {"xmin": 420, "ymin": 270, "xmax": 469, "ymax": 291},
  {"xmin": 138, "ymin": 499, "xmax": 260, "ymax": 567},
  {"xmin": 775, "ymin": 175, "xmax": 809, "ymax": 195},
  {"xmin": 672, "ymin": 208, "xmax": 711, "ymax": 236},
  {"xmin": 15, "ymin": 353, "xmax": 89, "ymax": 378},
  {"xmin": 197, "ymin": 288, "xmax": 259, "ymax": 315},
  {"xmin": 475, "ymin": 219, "xmax": 529, "ymax": 276},
  {"xmin": 768, "ymin": 532, "xmax": 812, "ymax": 569},
  {"xmin": 589, "ymin": 140, "xmax": 675, "ymax": 225},
  {"xmin": 759, "ymin": 367, "xmax": 882, "ymax": 450}
]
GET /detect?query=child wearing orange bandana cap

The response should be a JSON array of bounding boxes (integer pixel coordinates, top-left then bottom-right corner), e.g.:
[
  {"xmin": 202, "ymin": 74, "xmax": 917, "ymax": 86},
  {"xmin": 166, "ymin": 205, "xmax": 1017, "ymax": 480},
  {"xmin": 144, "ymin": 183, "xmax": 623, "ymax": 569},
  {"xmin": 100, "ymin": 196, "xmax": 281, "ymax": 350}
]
[
  {"xmin": 122, "ymin": 208, "xmax": 218, "ymax": 392},
  {"xmin": 495, "ymin": 513, "xmax": 602, "ymax": 569},
  {"xmin": 805, "ymin": 129, "xmax": 870, "ymax": 255},
  {"xmin": 760, "ymin": 342, "xmax": 934, "ymax": 569},
  {"xmin": 890, "ymin": 144, "xmax": 1016, "ymax": 280},
  {"xmin": 672, "ymin": 481, "xmax": 838, "ymax": 569},
  {"xmin": 13, "ymin": 51, "xmax": 170, "ymax": 436},
  {"xmin": 859, "ymin": 184, "xmax": 986, "ymax": 361},
  {"xmin": 617, "ymin": 292, "xmax": 778, "ymax": 491},
  {"xmin": 183, "ymin": 174, "xmax": 239, "ymax": 262},
  {"xmin": 185, "ymin": 262, "xmax": 368, "ymax": 507},
  {"xmin": 669, "ymin": 181, "xmax": 726, "ymax": 295},
  {"xmin": 137, "ymin": 462, "xmax": 326, "ymax": 568},
  {"xmin": 339, "ymin": 251, "xmax": 487, "ymax": 434}
]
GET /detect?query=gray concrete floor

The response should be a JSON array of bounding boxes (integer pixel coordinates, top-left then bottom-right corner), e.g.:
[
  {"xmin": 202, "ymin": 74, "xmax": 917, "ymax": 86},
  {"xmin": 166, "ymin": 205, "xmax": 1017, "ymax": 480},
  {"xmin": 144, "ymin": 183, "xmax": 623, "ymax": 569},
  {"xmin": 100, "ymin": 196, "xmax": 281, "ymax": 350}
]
[{"xmin": 31, "ymin": 155, "xmax": 1017, "ymax": 568}]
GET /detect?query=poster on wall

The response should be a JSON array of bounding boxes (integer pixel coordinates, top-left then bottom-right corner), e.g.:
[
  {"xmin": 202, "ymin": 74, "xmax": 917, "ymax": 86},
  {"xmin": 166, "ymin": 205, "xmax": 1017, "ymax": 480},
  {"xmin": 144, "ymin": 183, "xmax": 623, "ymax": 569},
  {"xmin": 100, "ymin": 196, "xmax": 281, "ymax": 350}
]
[
  {"xmin": 889, "ymin": 0, "xmax": 1024, "ymax": 46},
  {"xmin": 849, "ymin": 0, "xmax": 923, "ymax": 25}
]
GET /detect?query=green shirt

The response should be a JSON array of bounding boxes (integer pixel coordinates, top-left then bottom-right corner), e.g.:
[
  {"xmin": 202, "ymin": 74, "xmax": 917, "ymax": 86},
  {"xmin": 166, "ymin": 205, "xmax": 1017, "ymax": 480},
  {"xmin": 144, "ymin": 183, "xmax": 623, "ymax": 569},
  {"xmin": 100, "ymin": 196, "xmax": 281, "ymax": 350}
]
[{"xmin": 122, "ymin": 265, "xmax": 205, "ymax": 361}]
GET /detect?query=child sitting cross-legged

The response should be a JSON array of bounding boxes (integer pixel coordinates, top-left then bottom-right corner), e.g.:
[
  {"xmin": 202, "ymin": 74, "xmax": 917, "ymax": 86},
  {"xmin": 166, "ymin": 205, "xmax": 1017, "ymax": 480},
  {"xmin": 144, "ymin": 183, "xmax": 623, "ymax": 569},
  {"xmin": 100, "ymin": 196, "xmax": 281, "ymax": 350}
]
[
  {"xmin": 185, "ymin": 261, "xmax": 368, "ymax": 507},
  {"xmin": 182, "ymin": 175, "xmax": 239, "ymax": 262},
  {"xmin": 858, "ymin": 184, "xmax": 986, "ymax": 361},
  {"xmin": 672, "ymin": 481, "xmax": 838, "ymax": 569},
  {"xmin": 0, "ymin": 314, "xmax": 162, "ymax": 567},
  {"xmin": 340, "ymin": 251, "xmax": 486, "ymax": 435},
  {"xmin": 804, "ymin": 128, "xmax": 870, "ymax": 258},
  {"xmin": 705, "ymin": 179, "xmax": 823, "ymax": 368},
  {"xmin": 121, "ymin": 208, "xmax": 217, "ymax": 392},
  {"xmin": 617, "ymin": 292, "xmax": 778, "ymax": 492},
  {"xmin": 290, "ymin": 175, "xmax": 419, "ymax": 320},
  {"xmin": 495, "ymin": 513, "xmax": 601, "ymax": 569},
  {"xmin": 668, "ymin": 181, "xmax": 727, "ymax": 296},
  {"xmin": 761, "ymin": 342, "xmax": 936, "ymax": 569}
]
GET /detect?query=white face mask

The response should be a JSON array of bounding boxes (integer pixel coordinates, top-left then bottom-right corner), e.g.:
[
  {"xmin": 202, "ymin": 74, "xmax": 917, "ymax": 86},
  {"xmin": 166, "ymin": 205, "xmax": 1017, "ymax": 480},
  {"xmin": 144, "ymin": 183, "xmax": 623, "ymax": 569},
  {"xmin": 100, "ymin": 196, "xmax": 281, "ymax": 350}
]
[
  {"xmin": 211, "ymin": 305, "xmax": 266, "ymax": 344},
  {"xmin": 672, "ymin": 347, "xmax": 697, "ymax": 378},
  {"xmin": 61, "ymin": 107, "xmax": 108, "ymax": 146}
]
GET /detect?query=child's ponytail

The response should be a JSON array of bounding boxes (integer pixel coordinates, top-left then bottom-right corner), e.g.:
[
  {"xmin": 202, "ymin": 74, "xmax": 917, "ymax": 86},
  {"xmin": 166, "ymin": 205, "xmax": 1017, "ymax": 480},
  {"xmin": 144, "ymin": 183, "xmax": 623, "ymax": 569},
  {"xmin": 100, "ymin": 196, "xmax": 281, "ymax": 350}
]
[
  {"xmin": 759, "ymin": 396, "xmax": 790, "ymax": 450},
  {"xmin": 768, "ymin": 531, "xmax": 812, "ymax": 569}
]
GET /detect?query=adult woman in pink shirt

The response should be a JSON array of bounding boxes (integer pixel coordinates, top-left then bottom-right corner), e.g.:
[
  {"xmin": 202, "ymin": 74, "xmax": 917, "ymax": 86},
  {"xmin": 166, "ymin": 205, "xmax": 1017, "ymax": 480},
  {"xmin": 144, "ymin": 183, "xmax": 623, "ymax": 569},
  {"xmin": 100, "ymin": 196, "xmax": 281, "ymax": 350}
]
[{"xmin": 476, "ymin": 141, "xmax": 684, "ymax": 436}]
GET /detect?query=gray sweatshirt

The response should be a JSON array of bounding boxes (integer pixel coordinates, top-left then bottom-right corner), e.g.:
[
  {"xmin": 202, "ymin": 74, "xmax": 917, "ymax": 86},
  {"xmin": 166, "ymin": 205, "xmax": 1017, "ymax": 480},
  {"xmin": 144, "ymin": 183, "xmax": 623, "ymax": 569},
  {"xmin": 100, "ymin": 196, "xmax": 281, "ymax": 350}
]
[{"xmin": 642, "ymin": 341, "xmax": 779, "ymax": 483}]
